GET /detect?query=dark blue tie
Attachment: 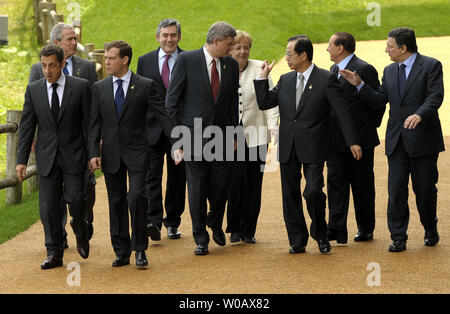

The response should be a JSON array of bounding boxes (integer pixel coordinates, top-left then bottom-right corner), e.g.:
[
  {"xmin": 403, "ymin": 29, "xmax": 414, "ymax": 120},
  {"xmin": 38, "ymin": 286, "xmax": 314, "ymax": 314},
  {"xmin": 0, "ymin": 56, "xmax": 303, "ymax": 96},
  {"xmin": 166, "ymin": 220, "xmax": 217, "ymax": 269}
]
[
  {"xmin": 63, "ymin": 62, "xmax": 69, "ymax": 76},
  {"xmin": 398, "ymin": 63, "xmax": 406, "ymax": 96},
  {"xmin": 115, "ymin": 79, "xmax": 125, "ymax": 116}
]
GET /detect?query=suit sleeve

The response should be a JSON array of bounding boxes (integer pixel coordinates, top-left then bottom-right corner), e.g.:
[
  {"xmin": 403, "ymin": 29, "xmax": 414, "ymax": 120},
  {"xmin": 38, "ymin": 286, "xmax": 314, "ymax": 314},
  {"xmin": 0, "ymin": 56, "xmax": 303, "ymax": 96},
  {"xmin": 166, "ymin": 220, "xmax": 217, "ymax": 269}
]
[
  {"xmin": 264, "ymin": 75, "xmax": 279, "ymax": 130},
  {"xmin": 165, "ymin": 53, "xmax": 187, "ymax": 123},
  {"xmin": 253, "ymin": 78, "xmax": 279, "ymax": 111},
  {"xmin": 28, "ymin": 63, "xmax": 42, "ymax": 84},
  {"xmin": 326, "ymin": 75, "xmax": 359, "ymax": 146},
  {"xmin": 414, "ymin": 59, "xmax": 444, "ymax": 125},
  {"xmin": 88, "ymin": 61, "xmax": 98, "ymax": 83},
  {"xmin": 147, "ymin": 80, "xmax": 177, "ymax": 141},
  {"xmin": 17, "ymin": 85, "xmax": 37, "ymax": 165},
  {"xmin": 81, "ymin": 80, "xmax": 92, "ymax": 151},
  {"xmin": 359, "ymin": 63, "xmax": 385, "ymax": 127},
  {"xmin": 88, "ymin": 84, "xmax": 101, "ymax": 159},
  {"xmin": 358, "ymin": 67, "xmax": 389, "ymax": 111},
  {"xmin": 136, "ymin": 56, "xmax": 143, "ymax": 76}
]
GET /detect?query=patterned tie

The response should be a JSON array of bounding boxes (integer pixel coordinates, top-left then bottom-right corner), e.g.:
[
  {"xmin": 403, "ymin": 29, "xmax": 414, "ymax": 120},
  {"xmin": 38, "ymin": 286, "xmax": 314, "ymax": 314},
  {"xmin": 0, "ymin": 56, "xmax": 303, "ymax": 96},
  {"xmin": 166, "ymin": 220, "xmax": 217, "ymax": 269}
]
[
  {"xmin": 115, "ymin": 79, "xmax": 125, "ymax": 117},
  {"xmin": 210, "ymin": 59, "xmax": 220, "ymax": 101},
  {"xmin": 51, "ymin": 83, "xmax": 60, "ymax": 122},
  {"xmin": 161, "ymin": 54, "xmax": 171, "ymax": 89},
  {"xmin": 63, "ymin": 62, "xmax": 69, "ymax": 76},
  {"xmin": 295, "ymin": 74, "xmax": 304, "ymax": 110},
  {"xmin": 398, "ymin": 63, "xmax": 406, "ymax": 96}
]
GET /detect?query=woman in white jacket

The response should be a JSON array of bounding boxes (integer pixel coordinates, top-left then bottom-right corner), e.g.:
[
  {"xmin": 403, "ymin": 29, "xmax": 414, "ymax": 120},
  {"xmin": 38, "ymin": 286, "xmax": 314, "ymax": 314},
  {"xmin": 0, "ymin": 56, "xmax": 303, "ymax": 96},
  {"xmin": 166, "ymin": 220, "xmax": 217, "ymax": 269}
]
[{"xmin": 226, "ymin": 30, "xmax": 279, "ymax": 243}]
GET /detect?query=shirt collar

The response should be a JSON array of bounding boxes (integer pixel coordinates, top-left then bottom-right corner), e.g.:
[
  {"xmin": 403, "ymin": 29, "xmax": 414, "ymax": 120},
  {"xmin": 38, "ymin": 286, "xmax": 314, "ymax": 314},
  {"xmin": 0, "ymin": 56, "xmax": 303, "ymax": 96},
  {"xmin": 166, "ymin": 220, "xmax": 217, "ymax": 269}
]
[
  {"xmin": 297, "ymin": 63, "xmax": 314, "ymax": 83},
  {"xmin": 401, "ymin": 52, "xmax": 417, "ymax": 68},
  {"xmin": 159, "ymin": 48, "xmax": 179, "ymax": 61},
  {"xmin": 337, "ymin": 53, "xmax": 354, "ymax": 70},
  {"xmin": 46, "ymin": 72, "xmax": 66, "ymax": 89},
  {"xmin": 113, "ymin": 69, "xmax": 132, "ymax": 84},
  {"xmin": 203, "ymin": 45, "xmax": 219, "ymax": 65}
]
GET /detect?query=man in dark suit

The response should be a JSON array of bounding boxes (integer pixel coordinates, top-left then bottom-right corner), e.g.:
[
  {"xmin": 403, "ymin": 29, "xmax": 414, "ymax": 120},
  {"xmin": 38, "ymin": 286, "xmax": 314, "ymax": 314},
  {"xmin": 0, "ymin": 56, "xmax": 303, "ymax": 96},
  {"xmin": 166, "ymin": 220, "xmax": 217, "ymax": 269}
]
[
  {"xmin": 254, "ymin": 35, "xmax": 362, "ymax": 254},
  {"xmin": 325, "ymin": 32, "xmax": 383, "ymax": 244},
  {"xmin": 17, "ymin": 44, "xmax": 91, "ymax": 269},
  {"xmin": 136, "ymin": 18, "xmax": 186, "ymax": 242},
  {"xmin": 29, "ymin": 22, "xmax": 98, "ymax": 246},
  {"xmin": 89, "ymin": 41, "xmax": 180, "ymax": 268},
  {"xmin": 166, "ymin": 21, "xmax": 239, "ymax": 255},
  {"xmin": 340, "ymin": 27, "xmax": 445, "ymax": 252}
]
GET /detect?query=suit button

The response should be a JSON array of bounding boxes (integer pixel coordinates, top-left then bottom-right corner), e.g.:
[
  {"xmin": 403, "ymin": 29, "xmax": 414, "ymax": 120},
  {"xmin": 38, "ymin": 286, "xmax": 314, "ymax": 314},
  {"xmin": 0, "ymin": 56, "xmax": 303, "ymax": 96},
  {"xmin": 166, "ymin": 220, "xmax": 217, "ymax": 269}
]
[{"xmin": 294, "ymin": 119, "xmax": 297, "ymax": 122}]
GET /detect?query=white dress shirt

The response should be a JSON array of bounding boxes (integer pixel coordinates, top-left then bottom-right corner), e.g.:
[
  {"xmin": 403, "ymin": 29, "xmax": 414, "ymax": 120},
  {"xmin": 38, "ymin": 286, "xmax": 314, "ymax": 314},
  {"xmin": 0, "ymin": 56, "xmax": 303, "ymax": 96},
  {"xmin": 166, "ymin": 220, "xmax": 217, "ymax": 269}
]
[
  {"xmin": 297, "ymin": 63, "xmax": 314, "ymax": 91},
  {"xmin": 335, "ymin": 53, "xmax": 354, "ymax": 78},
  {"xmin": 112, "ymin": 69, "xmax": 132, "ymax": 98},
  {"xmin": 46, "ymin": 73, "xmax": 66, "ymax": 108},
  {"xmin": 203, "ymin": 45, "xmax": 221, "ymax": 81},
  {"xmin": 64, "ymin": 56, "xmax": 73, "ymax": 76}
]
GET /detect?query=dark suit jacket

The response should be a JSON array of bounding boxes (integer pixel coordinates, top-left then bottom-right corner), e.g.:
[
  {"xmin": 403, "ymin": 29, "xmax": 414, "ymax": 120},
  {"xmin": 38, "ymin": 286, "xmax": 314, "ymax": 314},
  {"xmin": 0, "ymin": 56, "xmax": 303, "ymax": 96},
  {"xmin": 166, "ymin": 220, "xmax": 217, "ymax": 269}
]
[
  {"xmin": 137, "ymin": 47, "xmax": 183, "ymax": 146},
  {"xmin": 88, "ymin": 72, "xmax": 176, "ymax": 173},
  {"xmin": 29, "ymin": 55, "xmax": 98, "ymax": 84},
  {"xmin": 165, "ymin": 48, "xmax": 239, "ymax": 157},
  {"xmin": 330, "ymin": 55, "xmax": 383, "ymax": 153},
  {"xmin": 17, "ymin": 76, "xmax": 91, "ymax": 176},
  {"xmin": 359, "ymin": 53, "xmax": 445, "ymax": 157},
  {"xmin": 254, "ymin": 65, "xmax": 358, "ymax": 164}
]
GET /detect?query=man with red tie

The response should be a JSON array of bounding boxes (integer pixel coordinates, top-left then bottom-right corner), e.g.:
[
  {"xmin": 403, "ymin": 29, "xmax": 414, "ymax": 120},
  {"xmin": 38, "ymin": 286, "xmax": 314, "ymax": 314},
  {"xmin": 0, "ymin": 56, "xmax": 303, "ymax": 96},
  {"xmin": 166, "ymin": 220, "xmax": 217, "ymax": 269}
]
[{"xmin": 137, "ymin": 18, "xmax": 186, "ymax": 242}]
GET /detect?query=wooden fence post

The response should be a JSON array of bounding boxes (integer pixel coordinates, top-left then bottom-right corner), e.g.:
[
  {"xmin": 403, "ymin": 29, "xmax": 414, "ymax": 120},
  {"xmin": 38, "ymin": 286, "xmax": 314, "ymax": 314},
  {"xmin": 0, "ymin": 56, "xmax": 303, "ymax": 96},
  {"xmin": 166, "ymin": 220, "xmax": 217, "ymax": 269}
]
[
  {"xmin": 5, "ymin": 110, "xmax": 22, "ymax": 205},
  {"xmin": 33, "ymin": 0, "xmax": 44, "ymax": 45}
]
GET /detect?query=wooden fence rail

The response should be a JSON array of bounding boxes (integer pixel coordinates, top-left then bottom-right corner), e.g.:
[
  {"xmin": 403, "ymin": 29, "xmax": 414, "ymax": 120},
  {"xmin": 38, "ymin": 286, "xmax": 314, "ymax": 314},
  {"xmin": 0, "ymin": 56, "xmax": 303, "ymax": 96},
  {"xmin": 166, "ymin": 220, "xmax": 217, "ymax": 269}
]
[{"xmin": 0, "ymin": 111, "xmax": 38, "ymax": 205}]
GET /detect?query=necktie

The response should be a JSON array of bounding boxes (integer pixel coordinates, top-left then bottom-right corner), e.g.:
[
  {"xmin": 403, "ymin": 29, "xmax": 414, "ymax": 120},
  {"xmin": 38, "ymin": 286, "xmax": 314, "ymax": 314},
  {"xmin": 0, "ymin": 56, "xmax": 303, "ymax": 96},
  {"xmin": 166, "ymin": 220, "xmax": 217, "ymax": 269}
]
[
  {"xmin": 210, "ymin": 59, "xmax": 220, "ymax": 101},
  {"xmin": 63, "ymin": 62, "xmax": 69, "ymax": 76},
  {"xmin": 115, "ymin": 79, "xmax": 125, "ymax": 117},
  {"xmin": 161, "ymin": 54, "xmax": 171, "ymax": 89},
  {"xmin": 295, "ymin": 74, "xmax": 304, "ymax": 110},
  {"xmin": 332, "ymin": 64, "xmax": 339, "ymax": 77},
  {"xmin": 398, "ymin": 63, "xmax": 406, "ymax": 96},
  {"xmin": 51, "ymin": 83, "xmax": 60, "ymax": 122}
]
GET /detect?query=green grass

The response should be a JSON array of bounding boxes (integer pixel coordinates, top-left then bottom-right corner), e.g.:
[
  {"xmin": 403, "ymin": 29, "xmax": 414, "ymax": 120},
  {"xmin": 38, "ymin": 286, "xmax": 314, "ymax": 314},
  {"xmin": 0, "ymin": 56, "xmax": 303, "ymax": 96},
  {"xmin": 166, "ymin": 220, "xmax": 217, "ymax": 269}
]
[{"xmin": 0, "ymin": 0, "xmax": 449, "ymax": 243}]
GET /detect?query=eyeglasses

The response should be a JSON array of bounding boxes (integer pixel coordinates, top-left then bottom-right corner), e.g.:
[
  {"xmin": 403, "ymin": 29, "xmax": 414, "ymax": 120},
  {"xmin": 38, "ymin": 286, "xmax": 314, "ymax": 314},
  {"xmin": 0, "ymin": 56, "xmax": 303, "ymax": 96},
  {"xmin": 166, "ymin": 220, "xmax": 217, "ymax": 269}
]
[{"xmin": 285, "ymin": 51, "xmax": 297, "ymax": 57}]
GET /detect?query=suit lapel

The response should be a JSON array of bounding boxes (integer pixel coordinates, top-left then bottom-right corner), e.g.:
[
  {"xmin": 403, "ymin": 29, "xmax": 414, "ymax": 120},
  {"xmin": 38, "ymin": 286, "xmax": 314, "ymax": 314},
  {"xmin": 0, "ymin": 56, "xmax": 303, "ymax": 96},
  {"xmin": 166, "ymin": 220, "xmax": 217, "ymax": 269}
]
[
  {"xmin": 152, "ymin": 48, "xmax": 165, "ymax": 88},
  {"xmin": 199, "ymin": 48, "xmax": 214, "ymax": 101},
  {"xmin": 119, "ymin": 73, "xmax": 137, "ymax": 119},
  {"xmin": 58, "ymin": 76, "xmax": 72, "ymax": 122},
  {"xmin": 40, "ymin": 79, "xmax": 56, "ymax": 127},
  {"xmin": 105, "ymin": 76, "xmax": 119, "ymax": 118},
  {"xmin": 401, "ymin": 53, "xmax": 422, "ymax": 101},
  {"xmin": 295, "ymin": 66, "xmax": 317, "ymax": 117}
]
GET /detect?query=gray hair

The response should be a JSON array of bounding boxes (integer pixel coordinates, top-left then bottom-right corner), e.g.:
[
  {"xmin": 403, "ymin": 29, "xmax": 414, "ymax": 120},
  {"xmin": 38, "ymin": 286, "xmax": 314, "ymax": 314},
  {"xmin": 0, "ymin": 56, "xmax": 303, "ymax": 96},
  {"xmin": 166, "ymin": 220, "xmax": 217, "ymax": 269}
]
[
  {"xmin": 206, "ymin": 21, "xmax": 236, "ymax": 44},
  {"xmin": 50, "ymin": 22, "xmax": 74, "ymax": 43},
  {"xmin": 156, "ymin": 18, "xmax": 181, "ymax": 36}
]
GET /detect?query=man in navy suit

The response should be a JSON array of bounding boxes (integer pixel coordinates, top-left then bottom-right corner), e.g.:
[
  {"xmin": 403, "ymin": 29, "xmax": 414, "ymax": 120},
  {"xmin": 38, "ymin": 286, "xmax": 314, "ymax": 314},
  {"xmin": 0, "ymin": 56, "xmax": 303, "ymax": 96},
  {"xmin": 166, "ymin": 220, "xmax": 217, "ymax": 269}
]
[
  {"xmin": 340, "ymin": 27, "xmax": 445, "ymax": 252},
  {"xmin": 137, "ymin": 18, "xmax": 186, "ymax": 242},
  {"xmin": 166, "ymin": 21, "xmax": 239, "ymax": 255}
]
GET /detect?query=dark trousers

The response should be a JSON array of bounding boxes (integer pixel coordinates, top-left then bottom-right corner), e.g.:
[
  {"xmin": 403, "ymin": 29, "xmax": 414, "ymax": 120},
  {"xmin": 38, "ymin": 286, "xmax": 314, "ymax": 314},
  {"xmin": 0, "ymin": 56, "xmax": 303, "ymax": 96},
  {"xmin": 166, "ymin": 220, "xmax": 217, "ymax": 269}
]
[
  {"xmin": 146, "ymin": 132, "xmax": 186, "ymax": 229},
  {"xmin": 327, "ymin": 147, "xmax": 375, "ymax": 237},
  {"xmin": 39, "ymin": 152, "xmax": 86, "ymax": 257},
  {"xmin": 62, "ymin": 168, "xmax": 95, "ymax": 239},
  {"xmin": 226, "ymin": 143, "xmax": 267, "ymax": 238},
  {"xmin": 280, "ymin": 149, "xmax": 327, "ymax": 248},
  {"xmin": 104, "ymin": 160, "xmax": 148, "ymax": 257},
  {"xmin": 387, "ymin": 138, "xmax": 439, "ymax": 241},
  {"xmin": 185, "ymin": 160, "xmax": 230, "ymax": 245}
]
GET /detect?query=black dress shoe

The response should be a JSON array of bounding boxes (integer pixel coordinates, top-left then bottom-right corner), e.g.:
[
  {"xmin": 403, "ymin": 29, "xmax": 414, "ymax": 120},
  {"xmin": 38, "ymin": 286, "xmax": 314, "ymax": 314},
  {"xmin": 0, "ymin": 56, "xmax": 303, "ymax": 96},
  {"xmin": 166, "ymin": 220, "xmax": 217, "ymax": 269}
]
[
  {"xmin": 230, "ymin": 233, "xmax": 241, "ymax": 243},
  {"xmin": 41, "ymin": 256, "xmax": 63, "ymax": 270},
  {"xmin": 424, "ymin": 230, "xmax": 440, "ymax": 246},
  {"xmin": 167, "ymin": 226, "xmax": 181, "ymax": 239},
  {"xmin": 327, "ymin": 230, "xmax": 347, "ymax": 244},
  {"xmin": 354, "ymin": 231, "xmax": 373, "ymax": 242},
  {"xmin": 318, "ymin": 239, "xmax": 331, "ymax": 254},
  {"xmin": 212, "ymin": 228, "xmax": 226, "ymax": 246},
  {"xmin": 112, "ymin": 256, "xmax": 130, "ymax": 267},
  {"xmin": 135, "ymin": 251, "xmax": 148, "ymax": 268},
  {"xmin": 63, "ymin": 238, "xmax": 69, "ymax": 249},
  {"xmin": 289, "ymin": 246, "xmax": 306, "ymax": 254},
  {"xmin": 77, "ymin": 246, "xmax": 90, "ymax": 259},
  {"xmin": 242, "ymin": 236, "xmax": 256, "ymax": 244},
  {"xmin": 194, "ymin": 243, "xmax": 209, "ymax": 255},
  {"xmin": 147, "ymin": 223, "xmax": 161, "ymax": 241},
  {"xmin": 389, "ymin": 239, "xmax": 407, "ymax": 252}
]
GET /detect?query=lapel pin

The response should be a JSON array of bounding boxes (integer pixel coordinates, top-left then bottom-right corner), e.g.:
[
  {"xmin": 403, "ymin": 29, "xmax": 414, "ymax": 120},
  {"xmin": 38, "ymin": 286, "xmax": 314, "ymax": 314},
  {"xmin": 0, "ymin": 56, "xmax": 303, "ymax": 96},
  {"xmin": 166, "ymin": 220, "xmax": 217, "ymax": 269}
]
[
  {"xmin": 309, "ymin": 84, "xmax": 312, "ymax": 90},
  {"xmin": 76, "ymin": 69, "xmax": 81, "ymax": 75},
  {"xmin": 131, "ymin": 85, "xmax": 135, "ymax": 90},
  {"xmin": 223, "ymin": 64, "xmax": 226, "ymax": 70}
]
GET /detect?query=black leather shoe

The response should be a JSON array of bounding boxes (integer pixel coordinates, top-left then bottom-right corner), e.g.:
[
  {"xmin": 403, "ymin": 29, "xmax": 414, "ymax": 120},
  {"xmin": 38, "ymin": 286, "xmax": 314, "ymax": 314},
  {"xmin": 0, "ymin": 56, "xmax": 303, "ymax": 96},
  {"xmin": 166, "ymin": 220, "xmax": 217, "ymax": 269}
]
[
  {"xmin": 289, "ymin": 246, "xmax": 306, "ymax": 254},
  {"xmin": 63, "ymin": 237, "xmax": 69, "ymax": 249},
  {"xmin": 112, "ymin": 256, "xmax": 130, "ymax": 267},
  {"xmin": 194, "ymin": 243, "xmax": 209, "ymax": 255},
  {"xmin": 242, "ymin": 236, "xmax": 256, "ymax": 244},
  {"xmin": 230, "ymin": 233, "xmax": 241, "ymax": 243},
  {"xmin": 147, "ymin": 223, "xmax": 161, "ymax": 241},
  {"xmin": 327, "ymin": 230, "xmax": 347, "ymax": 244},
  {"xmin": 70, "ymin": 219, "xmax": 90, "ymax": 259},
  {"xmin": 77, "ymin": 246, "xmax": 90, "ymax": 259},
  {"xmin": 212, "ymin": 228, "xmax": 226, "ymax": 246},
  {"xmin": 389, "ymin": 239, "xmax": 407, "ymax": 252},
  {"xmin": 354, "ymin": 231, "xmax": 373, "ymax": 242},
  {"xmin": 41, "ymin": 256, "xmax": 63, "ymax": 270},
  {"xmin": 135, "ymin": 251, "xmax": 148, "ymax": 268},
  {"xmin": 424, "ymin": 230, "xmax": 439, "ymax": 246},
  {"xmin": 167, "ymin": 226, "xmax": 181, "ymax": 239},
  {"xmin": 318, "ymin": 239, "xmax": 331, "ymax": 254}
]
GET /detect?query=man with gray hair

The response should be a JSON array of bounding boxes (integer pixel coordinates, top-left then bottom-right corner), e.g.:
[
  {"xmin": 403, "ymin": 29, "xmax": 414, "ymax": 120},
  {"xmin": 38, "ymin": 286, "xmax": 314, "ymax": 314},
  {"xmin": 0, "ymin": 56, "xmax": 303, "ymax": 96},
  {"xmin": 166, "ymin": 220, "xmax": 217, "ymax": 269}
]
[
  {"xmin": 137, "ymin": 18, "xmax": 186, "ymax": 243},
  {"xmin": 166, "ymin": 21, "xmax": 239, "ymax": 255},
  {"xmin": 28, "ymin": 22, "xmax": 98, "ymax": 249}
]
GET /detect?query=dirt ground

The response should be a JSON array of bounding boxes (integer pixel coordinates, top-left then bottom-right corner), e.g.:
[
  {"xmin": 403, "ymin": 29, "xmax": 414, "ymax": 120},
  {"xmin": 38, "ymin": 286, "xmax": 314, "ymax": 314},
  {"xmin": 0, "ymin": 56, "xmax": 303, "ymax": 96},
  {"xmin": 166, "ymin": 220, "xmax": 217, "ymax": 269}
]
[{"xmin": 0, "ymin": 38, "xmax": 449, "ymax": 294}]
